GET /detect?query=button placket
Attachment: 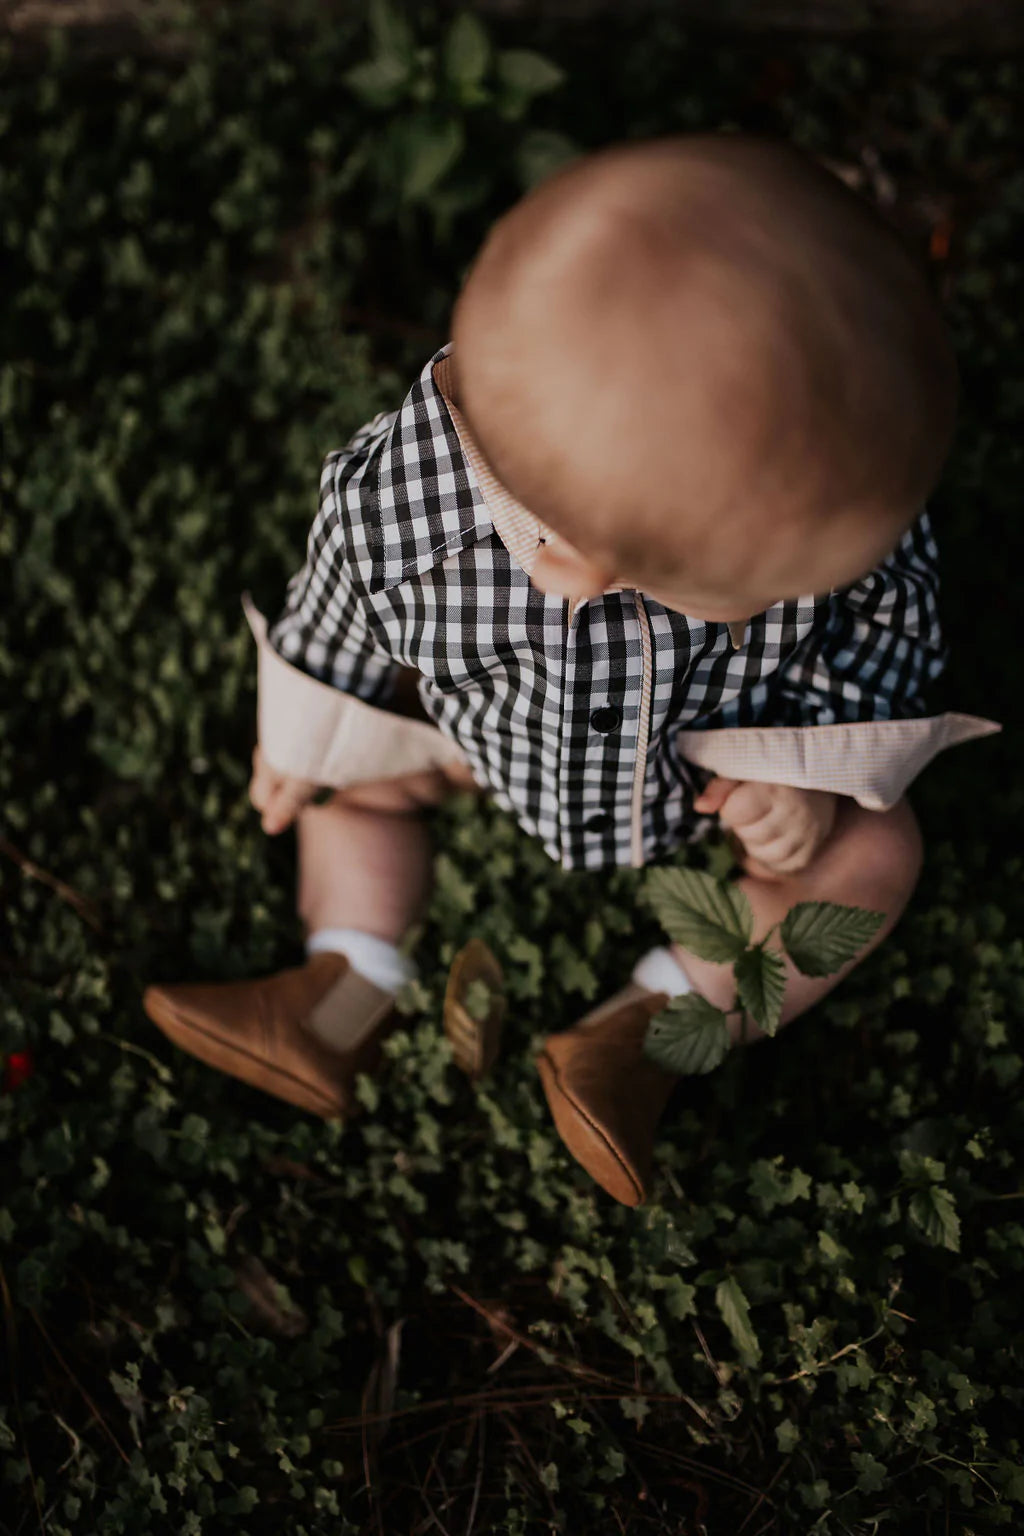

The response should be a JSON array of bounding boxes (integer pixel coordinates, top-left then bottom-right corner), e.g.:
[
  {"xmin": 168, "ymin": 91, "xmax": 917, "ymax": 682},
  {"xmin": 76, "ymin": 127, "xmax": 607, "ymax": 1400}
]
[
  {"xmin": 590, "ymin": 704, "xmax": 622, "ymax": 733},
  {"xmin": 560, "ymin": 593, "xmax": 640, "ymax": 867}
]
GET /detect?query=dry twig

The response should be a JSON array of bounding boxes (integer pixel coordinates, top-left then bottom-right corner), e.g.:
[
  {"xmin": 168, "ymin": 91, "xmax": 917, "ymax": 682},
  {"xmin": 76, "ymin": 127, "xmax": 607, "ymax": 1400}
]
[
  {"xmin": 29, "ymin": 1306, "xmax": 131, "ymax": 1465},
  {"xmin": 0, "ymin": 832, "xmax": 103, "ymax": 932}
]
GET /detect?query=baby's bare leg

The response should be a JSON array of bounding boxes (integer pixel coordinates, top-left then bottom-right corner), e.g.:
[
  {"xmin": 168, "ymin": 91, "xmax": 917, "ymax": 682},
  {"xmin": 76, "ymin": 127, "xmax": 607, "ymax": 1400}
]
[
  {"xmin": 296, "ymin": 765, "xmax": 480, "ymax": 945},
  {"xmin": 674, "ymin": 797, "xmax": 923, "ymax": 1043}
]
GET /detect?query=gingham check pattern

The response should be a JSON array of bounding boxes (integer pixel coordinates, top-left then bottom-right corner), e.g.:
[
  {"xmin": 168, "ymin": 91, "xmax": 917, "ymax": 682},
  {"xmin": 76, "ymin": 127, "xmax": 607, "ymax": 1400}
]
[{"xmin": 266, "ymin": 344, "xmax": 946, "ymax": 871}]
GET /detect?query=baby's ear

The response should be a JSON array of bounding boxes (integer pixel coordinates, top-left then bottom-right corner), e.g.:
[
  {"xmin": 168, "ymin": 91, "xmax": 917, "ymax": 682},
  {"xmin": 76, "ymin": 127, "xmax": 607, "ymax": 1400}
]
[{"xmin": 530, "ymin": 537, "xmax": 613, "ymax": 599}]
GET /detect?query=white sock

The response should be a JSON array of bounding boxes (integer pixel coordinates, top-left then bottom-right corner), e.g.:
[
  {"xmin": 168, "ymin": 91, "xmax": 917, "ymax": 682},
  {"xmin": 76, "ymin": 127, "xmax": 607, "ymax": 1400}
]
[
  {"xmin": 305, "ymin": 927, "xmax": 416, "ymax": 996},
  {"xmin": 631, "ymin": 945, "xmax": 695, "ymax": 998}
]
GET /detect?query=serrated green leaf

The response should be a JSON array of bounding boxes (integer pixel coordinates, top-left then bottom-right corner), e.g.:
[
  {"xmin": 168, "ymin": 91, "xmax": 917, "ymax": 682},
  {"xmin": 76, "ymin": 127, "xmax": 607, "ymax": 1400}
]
[
  {"xmin": 715, "ymin": 1275, "xmax": 761, "ymax": 1366},
  {"xmin": 780, "ymin": 901, "xmax": 885, "ymax": 978},
  {"xmin": 734, "ymin": 945, "xmax": 787, "ymax": 1035},
  {"xmin": 643, "ymin": 994, "xmax": 731, "ymax": 1076},
  {"xmin": 908, "ymin": 1186, "xmax": 961, "ymax": 1252},
  {"xmin": 646, "ymin": 866, "xmax": 753, "ymax": 963},
  {"xmin": 444, "ymin": 13, "xmax": 491, "ymax": 90},
  {"xmin": 401, "ymin": 117, "xmax": 464, "ymax": 201},
  {"xmin": 496, "ymin": 49, "xmax": 566, "ymax": 98}
]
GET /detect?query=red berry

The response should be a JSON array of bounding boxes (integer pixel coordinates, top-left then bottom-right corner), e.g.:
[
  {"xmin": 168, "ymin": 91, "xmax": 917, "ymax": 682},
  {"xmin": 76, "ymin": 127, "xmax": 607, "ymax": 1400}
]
[{"xmin": 3, "ymin": 1050, "xmax": 34, "ymax": 1091}]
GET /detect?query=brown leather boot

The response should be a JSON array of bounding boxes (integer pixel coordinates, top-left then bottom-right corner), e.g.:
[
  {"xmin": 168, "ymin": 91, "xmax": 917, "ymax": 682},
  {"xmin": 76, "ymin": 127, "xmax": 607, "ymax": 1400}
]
[
  {"xmin": 536, "ymin": 983, "xmax": 676, "ymax": 1207},
  {"xmin": 142, "ymin": 952, "xmax": 397, "ymax": 1118}
]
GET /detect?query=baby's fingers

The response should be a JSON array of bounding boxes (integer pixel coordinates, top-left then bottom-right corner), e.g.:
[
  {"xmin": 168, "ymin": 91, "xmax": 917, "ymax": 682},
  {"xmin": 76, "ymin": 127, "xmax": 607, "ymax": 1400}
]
[
  {"xmin": 693, "ymin": 776, "xmax": 741, "ymax": 816},
  {"xmin": 261, "ymin": 780, "xmax": 316, "ymax": 836},
  {"xmin": 716, "ymin": 781, "xmax": 775, "ymax": 832},
  {"xmin": 746, "ymin": 829, "xmax": 815, "ymax": 876},
  {"xmin": 248, "ymin": 746, "xmax": 280, "ymax": 814}
]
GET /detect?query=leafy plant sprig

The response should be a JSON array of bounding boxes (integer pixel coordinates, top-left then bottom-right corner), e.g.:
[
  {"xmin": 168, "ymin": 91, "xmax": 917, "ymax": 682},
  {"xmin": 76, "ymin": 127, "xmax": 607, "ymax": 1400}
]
[
  {"xmin": 643, "ymin": 866, "xmax": 885, "ymax": 1076},
  {"xmin": 340, "ymin": 0, "xmax": 578, "ymax": 233}
]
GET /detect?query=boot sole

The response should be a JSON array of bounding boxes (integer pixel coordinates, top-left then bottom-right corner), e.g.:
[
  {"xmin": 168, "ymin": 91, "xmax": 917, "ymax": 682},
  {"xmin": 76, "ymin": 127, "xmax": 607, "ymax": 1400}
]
[
  {"xmin": 535, "ymin": 1049, "xmax": 645, "ymax": 1207},
  {"xmin": 143, "ymin": 991, "xmax": 350, "ymax": 1120}
]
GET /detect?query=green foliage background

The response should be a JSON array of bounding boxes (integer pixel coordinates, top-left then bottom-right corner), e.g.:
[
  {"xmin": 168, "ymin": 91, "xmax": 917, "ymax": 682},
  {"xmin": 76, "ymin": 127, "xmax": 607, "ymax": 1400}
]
[{"xmin": 2, "ymin": 2, "xmax": 1023, "ymax": 1531}]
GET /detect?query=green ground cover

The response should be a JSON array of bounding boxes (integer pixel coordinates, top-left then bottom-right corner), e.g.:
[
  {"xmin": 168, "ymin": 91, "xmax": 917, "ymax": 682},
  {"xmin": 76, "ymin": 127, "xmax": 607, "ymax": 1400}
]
[{"xmin": 2, "ymin": 3, "xmax": 1023, "ymax": 1530}]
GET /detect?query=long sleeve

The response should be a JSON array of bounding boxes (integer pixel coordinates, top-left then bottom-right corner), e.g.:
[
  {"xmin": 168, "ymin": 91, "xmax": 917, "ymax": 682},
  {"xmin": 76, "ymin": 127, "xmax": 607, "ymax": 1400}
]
[
  {"xmin": 676, "ymin": 512, "xmax": 1000, "ymax": 808},
  {"xmin": 767, "ymin": 509, "xmax": 946, "ymax": 726},
  {"xmin": 242, "ymin": 413, "xmax": 439, "ymax": 786},
  {"xmin": 264, "ymin": 417, "xmax": 401, "ymax": 707}
]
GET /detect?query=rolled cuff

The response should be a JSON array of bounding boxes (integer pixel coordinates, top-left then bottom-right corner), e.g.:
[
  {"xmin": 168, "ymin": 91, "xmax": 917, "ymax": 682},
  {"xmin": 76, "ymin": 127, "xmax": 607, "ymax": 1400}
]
[
  {"xmin": 675, "ymin": 713, "xmax": 1002, "ymax": 810},
  {"xmin": 242, "ymin": 592, "xmax": 469, "ymax": 787}
]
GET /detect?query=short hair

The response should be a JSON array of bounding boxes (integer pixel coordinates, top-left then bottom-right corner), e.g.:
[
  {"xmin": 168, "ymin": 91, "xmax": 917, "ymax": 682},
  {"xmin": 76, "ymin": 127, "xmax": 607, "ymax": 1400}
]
[{"xmin": 452, "ymin": 135, "xmax": 957, "ymax": 588}]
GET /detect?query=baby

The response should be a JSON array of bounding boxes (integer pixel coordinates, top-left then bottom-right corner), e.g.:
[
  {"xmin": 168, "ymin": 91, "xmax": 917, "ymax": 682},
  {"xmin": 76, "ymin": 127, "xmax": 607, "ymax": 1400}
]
[{"xmin": 143, "ymin": 135, "xmax": 997, "ymax": 1207}]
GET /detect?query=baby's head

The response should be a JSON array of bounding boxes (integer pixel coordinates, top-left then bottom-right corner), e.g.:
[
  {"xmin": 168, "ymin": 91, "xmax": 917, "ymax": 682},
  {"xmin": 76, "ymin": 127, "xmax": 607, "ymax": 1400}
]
[{"xmin": 451, "ymin": 135, "xmax": 956, "ymax": 621}]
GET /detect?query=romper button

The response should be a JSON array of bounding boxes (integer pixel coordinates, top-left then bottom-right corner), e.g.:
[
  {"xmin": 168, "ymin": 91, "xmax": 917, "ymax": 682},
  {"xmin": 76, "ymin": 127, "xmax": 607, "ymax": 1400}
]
[
  {"xmin": 584, "ymin": 811, "xmax": 613, "ymax": 833},
  {"xmin": 590, "ymin": 705, "xmax": 622, "ymax": 733}
]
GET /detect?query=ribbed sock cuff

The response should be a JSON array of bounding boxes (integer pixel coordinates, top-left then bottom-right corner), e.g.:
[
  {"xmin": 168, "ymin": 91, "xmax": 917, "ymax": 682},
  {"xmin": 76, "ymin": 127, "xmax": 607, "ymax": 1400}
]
[
  {"xmin": 305, "ymin": 927, "xmax": 417, "ymax": 995},
  {"xmin": 631, "ymin": 945, "xmax": 695, "ymax": 998}
]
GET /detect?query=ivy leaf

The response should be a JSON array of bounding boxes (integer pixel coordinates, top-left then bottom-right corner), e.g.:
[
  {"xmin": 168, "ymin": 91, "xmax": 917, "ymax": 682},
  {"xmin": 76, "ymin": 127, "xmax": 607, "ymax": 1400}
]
[
  {"xmin": 734, "ymin": 946, "xmax": 787, "ymax": 1036},
  {"xmin": 643, "ymin": 994, "xmax": 731, "ymax": 1077},
  {"xmin": 851, "ymin": 1452, "xmax": 888, "ymax": 1493},
  {"xmin": 780, "ymin": 901, "xmax": 885, "ymax": 978},
  {"xmin": 462, "ymin": 979, "xmax": 493, "ymax": 1024},
  {"xmin": 646, "ymin": 867, "xmax": 753, "ymax": 963},
  {"xmin": 649, "ymin": 1273, "xmax": 697, "ymax": 1320},
  {"xmin": 444, "ymin": 13, "xmax": 491, "ymax": 91},
  {"xmin": 997, "ymin": 1460, "xmax": 1024, "ymax": 1504},
  {"xmin": 748, "ymin": 1157, "xmax": 812, "ymax": 1213},
  {"xmin": 908, "ymin": 1186, "xmax": 961, "ymax": 1252},
  {"xmin": 496, "ymin": 50, "xmax": 566, "ymax": 98},
  {"xmin": 715, "ymin": 1275, "xmax": 762, "ymax": 1366},
  {"xmin": 776, "ymin": 1418, "xmax": 800, "ymax": 1453}
]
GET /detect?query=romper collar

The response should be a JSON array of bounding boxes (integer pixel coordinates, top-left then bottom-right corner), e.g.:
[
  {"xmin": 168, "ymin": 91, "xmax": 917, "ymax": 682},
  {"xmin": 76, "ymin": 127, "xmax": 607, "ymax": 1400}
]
[
  {"xmin": 368, "ymin": 345, "xmax": 494, "ymax": 590},
  {"xmin": 432, "ymin": 349, "xmax": 547, "ymax": 578},
  {"xmin": 386, "ymin": 343, "xmax": 748, "ymax": 650}
]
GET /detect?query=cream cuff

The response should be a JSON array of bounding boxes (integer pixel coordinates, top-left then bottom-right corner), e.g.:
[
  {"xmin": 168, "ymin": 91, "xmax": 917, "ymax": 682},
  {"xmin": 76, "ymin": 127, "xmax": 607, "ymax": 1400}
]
[
  {"xmin": 243, "ymin": 592, "xmax": 1001, "ymax": 806},
  {"xmin": 676, "ymin": 713, "xmax": 1001, "ymax": 811},
  {"xmin": 241, "ymin": 593, "xmax": 469, "ymax": 786}
]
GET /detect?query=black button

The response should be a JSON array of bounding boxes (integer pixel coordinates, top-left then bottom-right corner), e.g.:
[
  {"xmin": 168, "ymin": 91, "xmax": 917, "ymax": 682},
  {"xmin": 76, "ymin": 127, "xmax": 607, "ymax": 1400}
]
[
  {"xmin": 590, "ymin": 705, "xmax": 622, "ymax": 733},
  {"xmin": 584, "ymin": 811, "xmax": 613, "ymax": 833}
]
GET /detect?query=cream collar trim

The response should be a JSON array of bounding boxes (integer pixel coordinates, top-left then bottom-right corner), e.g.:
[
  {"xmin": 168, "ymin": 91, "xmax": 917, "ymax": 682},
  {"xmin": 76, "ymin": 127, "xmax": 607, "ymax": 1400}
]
[{"xmin": 432, "ymin": 354, "xmax": 748, "ymax": 649}]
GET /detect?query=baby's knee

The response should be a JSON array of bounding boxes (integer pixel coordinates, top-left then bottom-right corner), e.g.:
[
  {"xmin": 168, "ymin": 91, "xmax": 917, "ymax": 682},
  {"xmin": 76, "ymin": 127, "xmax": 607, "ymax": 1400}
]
[{"xmin": 845, "ymin": 797, "xmax": 923, "ymax": 909}]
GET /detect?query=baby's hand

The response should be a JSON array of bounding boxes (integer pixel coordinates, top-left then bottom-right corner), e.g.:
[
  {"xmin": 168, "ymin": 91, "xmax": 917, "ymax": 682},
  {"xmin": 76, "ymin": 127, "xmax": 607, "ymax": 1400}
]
[
  {"xmin": 693, "ymin": 777, "xmax": 837, "ymax": 878},
  {"xmin": 248, "ymin": 746, "xmax": 322, "ymax": 835}
]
